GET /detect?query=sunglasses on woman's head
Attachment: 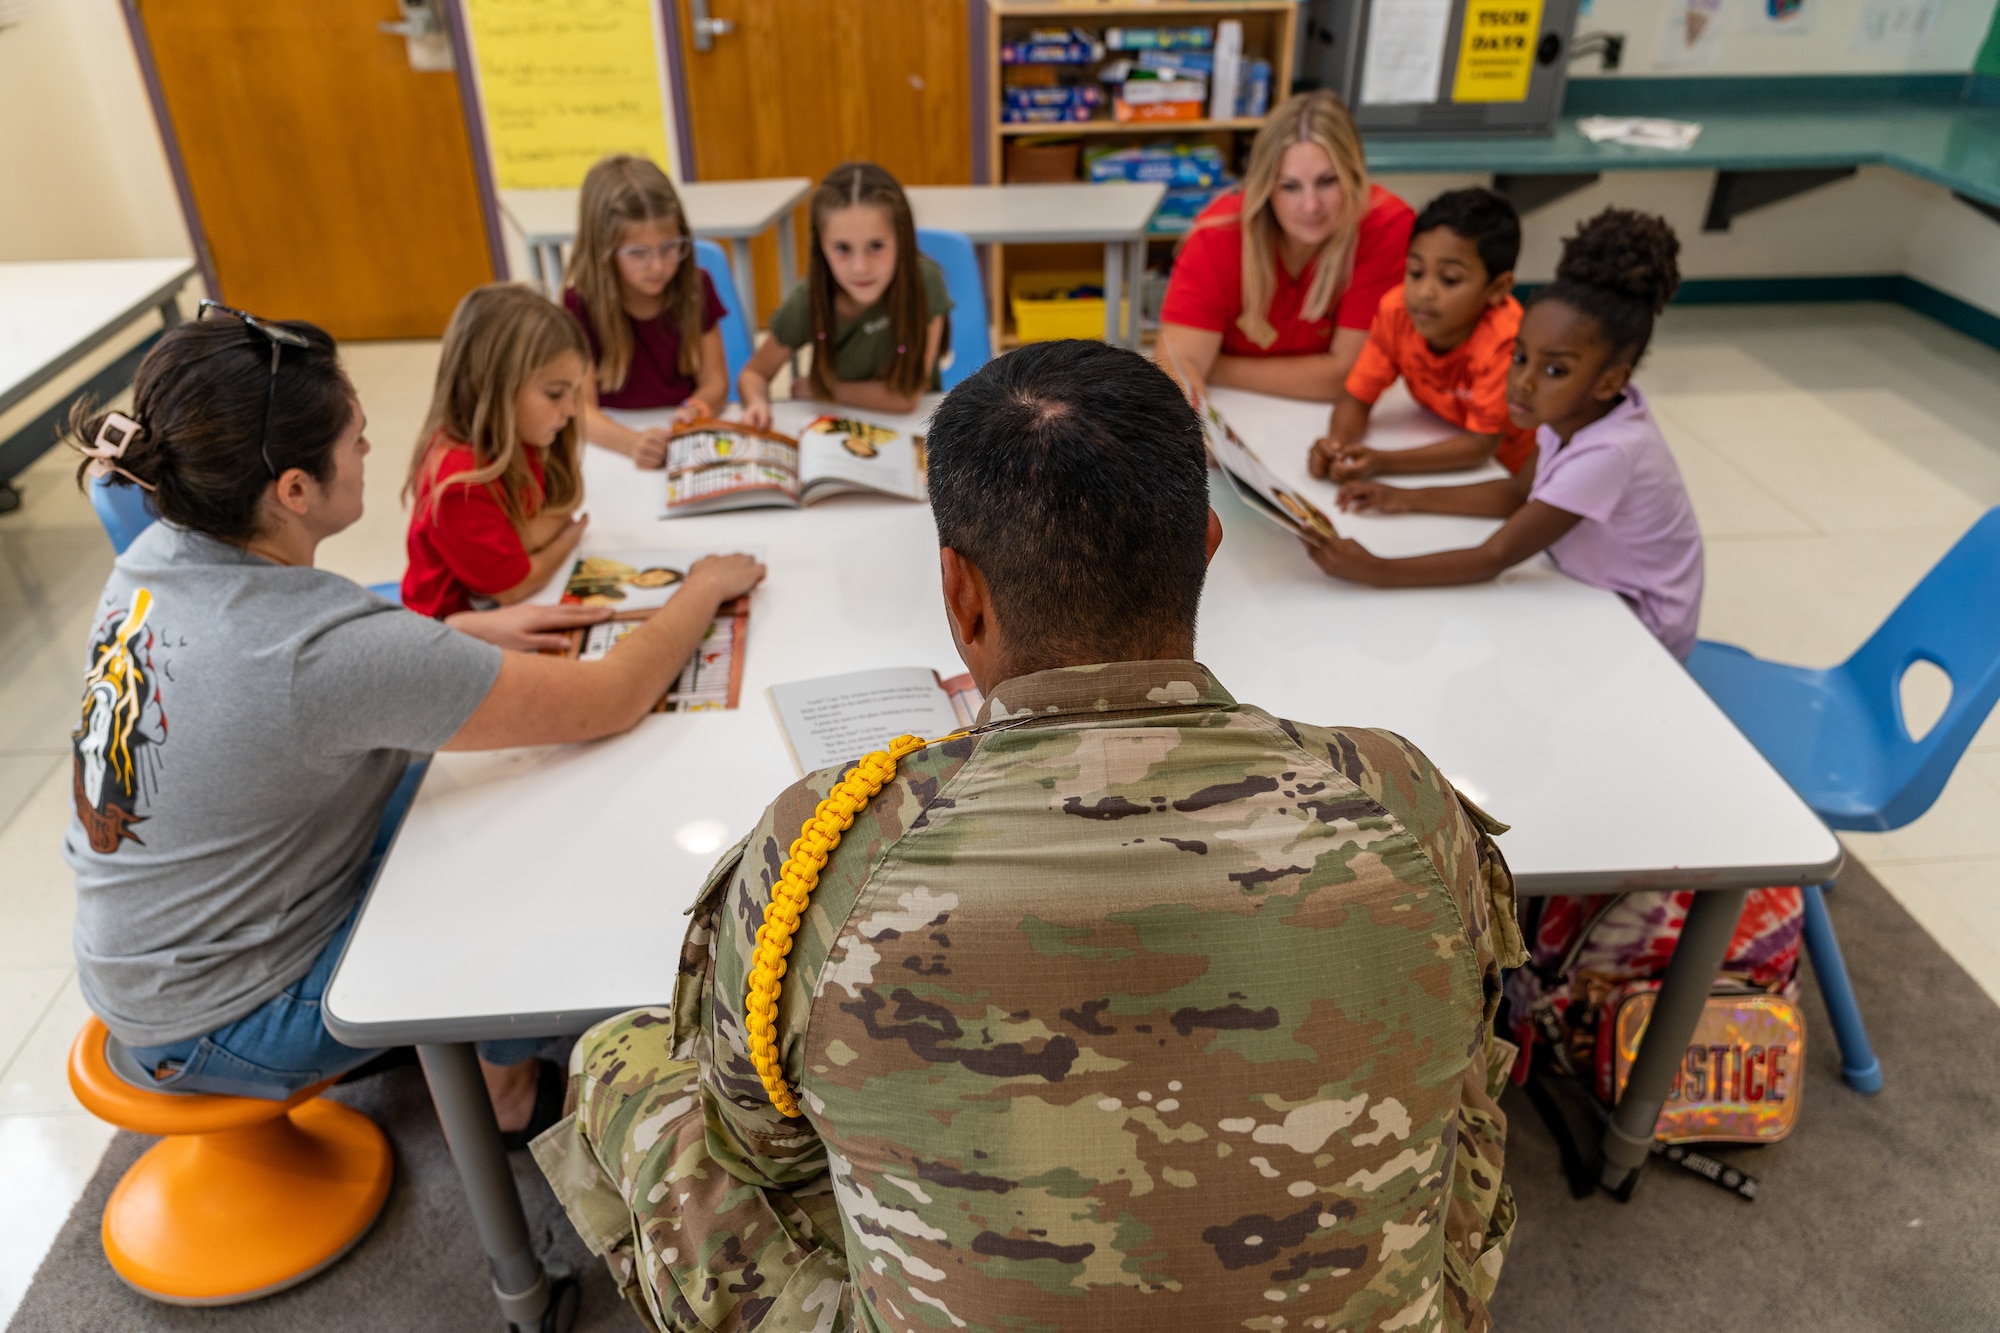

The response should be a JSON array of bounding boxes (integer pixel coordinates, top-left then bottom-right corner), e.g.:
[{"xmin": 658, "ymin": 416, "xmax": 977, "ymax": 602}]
[{"xmin": 197, "ymin": 299, "xmax": 311, "ymax": 480}]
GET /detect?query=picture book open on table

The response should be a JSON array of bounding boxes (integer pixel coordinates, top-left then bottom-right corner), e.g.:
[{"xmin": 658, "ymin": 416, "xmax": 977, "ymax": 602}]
[
  {"xmin": 768, "ymin": 667, "xmax": 983, "ymax": 775},
  {"xmin": 662, "ymin": 415, "xmax": 926, "ymax": 517},
  {"xmin": 534, "ymin": 547, "xmax": 762, "ymax": 711}
]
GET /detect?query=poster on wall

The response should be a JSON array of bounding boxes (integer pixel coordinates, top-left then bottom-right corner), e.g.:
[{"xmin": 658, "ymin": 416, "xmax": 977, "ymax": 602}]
[
  {"xmin": 1453, "ymin": 0, "xmax": 1545, "ymax": 103},
  {"xmin": 461, "ymin": 0, "xmax": 677, "ymax": 189},
  {"xmin": 1851, "ymin": 0, "xmax": 1941, "ymax": 54},
  {"xmin": 1655, "ymin": 0, "xmax": 1729, "ymax": 68},
  {"xmin": 1740, "ymin": 0, "xmax": 1816, "ymax": 37}
]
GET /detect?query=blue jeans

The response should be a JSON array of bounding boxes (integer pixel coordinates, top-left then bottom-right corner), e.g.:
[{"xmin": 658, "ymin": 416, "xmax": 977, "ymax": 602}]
[{"xmin": 127, "ymin": 906, "xmax": 546, "ymax": 1100}]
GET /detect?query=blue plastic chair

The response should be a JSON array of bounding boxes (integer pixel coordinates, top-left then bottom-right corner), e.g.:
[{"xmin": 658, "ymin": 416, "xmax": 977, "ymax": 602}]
[
  {"xmin": 90, "ymin": 473, "xmax": 404, "ymax": 604},
  {"xmin": 916, "ymin": 228, "xmax": 992, "ymax": 390},
  {"xmin": 693, "ymin": 239, "xmax": 754, "ymax": 402},
  {"xmin": 1687, "ymin": 506, "xmax": 2000, "ymax": 1094},
  {"xmin": 90, "ymin": 474, "xmax": 156, "ymax": 555}
]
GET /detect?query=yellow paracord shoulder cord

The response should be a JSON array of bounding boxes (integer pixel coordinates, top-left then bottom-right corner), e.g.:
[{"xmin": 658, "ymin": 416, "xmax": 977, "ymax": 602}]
[{"xmin": 746, "ymin": 731, "xmax": 959, "ymax": 1118}]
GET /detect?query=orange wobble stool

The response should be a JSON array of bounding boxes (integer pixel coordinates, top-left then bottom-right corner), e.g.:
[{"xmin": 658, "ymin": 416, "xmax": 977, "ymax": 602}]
[{"xmin": 67, "ymin": 1016, "xmax": 393, "ymax": 1305}]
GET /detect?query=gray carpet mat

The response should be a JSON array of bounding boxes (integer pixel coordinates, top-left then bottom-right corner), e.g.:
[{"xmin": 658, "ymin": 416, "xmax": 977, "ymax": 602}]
[{"xmin": 11, "ymin": 855, "xmax": 1999, "ymax": 1331}]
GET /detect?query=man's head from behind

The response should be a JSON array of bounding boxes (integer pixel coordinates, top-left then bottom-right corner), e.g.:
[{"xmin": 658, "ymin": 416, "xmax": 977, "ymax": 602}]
[{"xmin": 928, "ymin": 339, "xmax": 1217, "ymax": 688}]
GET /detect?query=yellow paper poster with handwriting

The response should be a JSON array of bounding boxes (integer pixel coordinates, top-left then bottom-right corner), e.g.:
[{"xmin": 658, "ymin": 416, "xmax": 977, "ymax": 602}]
[
  {"xmin": 1453, "ymin": 0, "xmax": 1543, "ymax": 103},
  {"xmin": 465, "ymin": 0, "xmax": 674, "ymax": 189}
]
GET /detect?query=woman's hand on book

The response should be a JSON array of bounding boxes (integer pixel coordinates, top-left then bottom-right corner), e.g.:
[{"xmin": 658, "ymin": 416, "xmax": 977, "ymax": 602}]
[
  {"xmin": 448, "ymin": 602, "xmax": 614, "ymax": 653},
  {"xmin": 739, "ymin": 397, "xmax": 774, "ymax": 432},
  {"xmin": 674, "ymin": 396, "xmax": 714, "ymax": 427},
  {"xmin": 1336, "ymin": 480, "xmax": 1412, "ymax": 514},
  {"xmin": 682, "ymin": 552, "xmax": 768, "ymax": 607}
]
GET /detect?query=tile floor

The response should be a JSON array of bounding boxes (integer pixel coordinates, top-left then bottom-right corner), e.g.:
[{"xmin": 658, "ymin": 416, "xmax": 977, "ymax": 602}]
[{"xmin": 2, "ymin": 304, "xmax": 1998, "ymax": 1321}]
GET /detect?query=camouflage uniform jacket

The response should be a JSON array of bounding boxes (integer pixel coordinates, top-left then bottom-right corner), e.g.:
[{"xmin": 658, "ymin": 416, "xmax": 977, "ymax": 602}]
[{"xmin": 537, "ymin": 660, "xmax": 1527, "ymax": 1333}]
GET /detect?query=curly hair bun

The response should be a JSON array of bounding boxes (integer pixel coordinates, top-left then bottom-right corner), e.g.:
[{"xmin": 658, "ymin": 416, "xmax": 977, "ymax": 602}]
[{"xmin": 1555, "ymin": 208, "xmax": 1681, "ymax": 316}]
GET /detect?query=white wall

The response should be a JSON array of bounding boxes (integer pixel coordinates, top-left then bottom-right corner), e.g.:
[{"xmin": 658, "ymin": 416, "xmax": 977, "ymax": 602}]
[
  {"xmin": 1569, "ymin": 0, "xmax": 1997, "ymax": 78},
  {"xmin": 1375, "ymin": 165, "xmax": 2000, "ymax": 319},
  {"xmin": 0, "ymin": 0, "xmax": 188, "ymax": 261}
]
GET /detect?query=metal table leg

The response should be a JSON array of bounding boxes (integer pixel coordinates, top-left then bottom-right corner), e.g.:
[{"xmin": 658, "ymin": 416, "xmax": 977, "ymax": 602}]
[
  {"xmin": 418, "ymin": 1043, "xmax": 568, "ymax": 1332},
  {"xmin": 728, "ymin": 238, "xmax": 756, "ymax": 326},
  {"xmin": 1595, "ymin": 887, "xmax": 1748, "ymax": 1198},
  {"xmin": 157, "ymin": 293, "xmax": 184, "ymax": 328},
  {"xmin": 1102, "ymin": 241, "xmax": 1123, "ymax": 345},
  {"xmin": 1125, "ymin": 232, "xmax": 1146, "ymax": 347},
  {"xmin": 776, "ymin": 212, "xmax": 799, "ymax": 301},
  {"xmin": 527, "ymin": 244, "xmax": 550, "ymax": 297}
]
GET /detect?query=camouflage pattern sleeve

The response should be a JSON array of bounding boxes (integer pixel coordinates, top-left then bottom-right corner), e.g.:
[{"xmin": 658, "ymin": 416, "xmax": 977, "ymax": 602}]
[
  {"xmin": 1275, "ymin": 720, "xmax": 1529, "ymax": 1300},
  {"xmin": 703, "ymin": 738, "xmax": 979, "ymax": 1185}
]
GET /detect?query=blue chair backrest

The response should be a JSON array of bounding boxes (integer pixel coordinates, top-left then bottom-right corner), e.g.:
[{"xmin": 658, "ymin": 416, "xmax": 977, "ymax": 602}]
[
  {"xmin": 916, "ymin": 228, "xmax": 990, "ymax": 390},
  {"xmin": 91, "ymin": 475, "xmax": 156, "ymax": 554},
  {"xmin": 694, "ymin": 239, "xmax": 754, "ymax": 402},
  {"xmin": 1841, "ymin": 506, "xmax": 2000, "ymax": 826}
]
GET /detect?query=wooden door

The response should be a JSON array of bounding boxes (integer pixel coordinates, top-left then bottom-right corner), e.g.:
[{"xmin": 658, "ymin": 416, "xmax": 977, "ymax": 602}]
[
  {"xmin": 675, "ymin": 0, "xmax": 971, "ymax": 323},
  {"xmin": 134, "ymin": 0, "xmax": 494, "ymax": 339}
]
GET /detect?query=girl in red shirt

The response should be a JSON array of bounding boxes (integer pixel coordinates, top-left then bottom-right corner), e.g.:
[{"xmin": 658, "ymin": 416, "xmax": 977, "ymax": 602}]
[
  {"xmin": 1157, "ymin": 90, "xmax": 1413, "ymax": 403},
  {"xmin": 564, "ymin": 155, "xmax": 729, "ymax": 469},
  {"xmin": 402, "ymin": 285, "xmax": 590, "ymax": 619}
]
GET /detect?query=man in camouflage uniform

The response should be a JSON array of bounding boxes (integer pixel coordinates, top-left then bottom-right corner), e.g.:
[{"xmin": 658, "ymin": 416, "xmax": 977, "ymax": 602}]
[{"xmin": 536, "ymin": 340, "xmax": 1527, "ymax": 1332}]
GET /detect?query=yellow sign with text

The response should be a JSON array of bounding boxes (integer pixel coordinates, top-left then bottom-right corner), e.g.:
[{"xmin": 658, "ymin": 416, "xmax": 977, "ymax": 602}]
[
  {"xmin": 1453, "ymin": 0, "xmax": 1544, "ymax": 104},
  {"xmin": 465, "ymin": 0, "xmax": 675, "ymax": 189}
]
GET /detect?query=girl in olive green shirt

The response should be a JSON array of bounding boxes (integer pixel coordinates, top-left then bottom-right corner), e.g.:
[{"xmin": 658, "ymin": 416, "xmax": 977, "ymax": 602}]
[{"xmin": 739, "ymin": 161, "xmax": 952, "ymax": 427}]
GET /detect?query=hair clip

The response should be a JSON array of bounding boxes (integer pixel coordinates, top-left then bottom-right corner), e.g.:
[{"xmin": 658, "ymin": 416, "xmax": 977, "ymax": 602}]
[
  {"xmin": 816, "ymin": 331, "xmax": 827, "ymax": 341},
  {"xmin": 895, "ymin": 344, "xmax": 907, "ymax": 355},
  {"xmin": 83, "ymin": 411, "xmax": 157, "ymax": 491}
]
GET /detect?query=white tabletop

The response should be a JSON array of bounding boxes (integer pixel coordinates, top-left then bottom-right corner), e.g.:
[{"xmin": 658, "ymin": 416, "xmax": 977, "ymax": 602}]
[
  {"xmin": 499, "ymin": 179, "xmax": 812, "ymax": 245},
  {"xmin": 326, "ymin": 387, "xmax": 1840, "ymax": 1043},
  {"xmin": 0, "ymin": 258, "xmax": 196, "ymax": 414},
  {"xmin": 906, "ymin": 183, "xmax": 1164, "ymax": 244}
]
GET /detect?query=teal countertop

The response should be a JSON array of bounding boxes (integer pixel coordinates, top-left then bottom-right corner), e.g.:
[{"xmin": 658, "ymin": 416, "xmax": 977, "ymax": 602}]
[{"xmin": 1363, "ymin": 76, "xmax": 2000, "ymax": 210}]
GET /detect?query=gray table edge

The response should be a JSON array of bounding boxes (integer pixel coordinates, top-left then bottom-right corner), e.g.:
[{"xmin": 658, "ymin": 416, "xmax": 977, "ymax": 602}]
[{"xmin": 0, "ymin": 262, "xmax": 196, "ymax": 419}]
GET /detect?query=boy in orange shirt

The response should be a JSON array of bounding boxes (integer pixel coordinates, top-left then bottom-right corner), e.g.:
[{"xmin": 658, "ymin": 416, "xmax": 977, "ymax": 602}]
[{"xmin": 1308, "ymin": 188, "xmax": 1534, "ymax": 481}]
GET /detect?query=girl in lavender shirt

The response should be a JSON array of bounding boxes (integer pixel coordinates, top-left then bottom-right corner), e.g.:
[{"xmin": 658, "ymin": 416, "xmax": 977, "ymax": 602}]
[{"xmin": 1306, "ymin": 208, "xmax": 1704, "ymax": 660}]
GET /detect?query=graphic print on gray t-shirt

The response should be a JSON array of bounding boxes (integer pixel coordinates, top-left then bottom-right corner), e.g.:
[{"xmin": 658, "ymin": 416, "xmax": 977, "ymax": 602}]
[{"xmin": 65, "ymin": 522, "xmax": 503, "ymax": 1048}]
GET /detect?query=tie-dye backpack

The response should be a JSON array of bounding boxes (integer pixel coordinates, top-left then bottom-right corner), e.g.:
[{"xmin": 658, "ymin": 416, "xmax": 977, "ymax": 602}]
[{"xmin": 1505, "ymin": 888, "xmax": 1806, "ymax": 1156}]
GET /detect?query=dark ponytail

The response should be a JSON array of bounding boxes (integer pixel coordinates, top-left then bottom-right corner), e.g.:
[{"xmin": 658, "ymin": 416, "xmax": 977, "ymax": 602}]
[
  {"xmin": 1532, "ymin": 207, "xmax": 1681, "ymax": 364},
  {"xmin": 69, "ymin": 317, "xmax": 352, "ymax": 544}
]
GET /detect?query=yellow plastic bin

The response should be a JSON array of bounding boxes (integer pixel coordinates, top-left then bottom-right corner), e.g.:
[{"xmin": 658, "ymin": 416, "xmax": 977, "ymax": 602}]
[{"xmin": 1008, "ymin": 270, "xmax": 1128, "ymax": 343}]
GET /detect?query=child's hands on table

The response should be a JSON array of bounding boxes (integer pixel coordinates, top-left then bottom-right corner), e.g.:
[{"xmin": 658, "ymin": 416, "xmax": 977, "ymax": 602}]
[
  {"xmin": 739, "ymin": 398, "xmax": 773, "ymax": 432},
  {"xmin": 631, "ymin": 428, "xmax": 675, "ymax": 470},
  {"xmin": 674, "ymin": 397, "xmax": 713, "ymax": 427},
  {"xmin": 1300, "ymin": 532, "xmax": 1382, "ymax": 583},
  {"xmin": 1336, "ymin": 481, "xmax": 1413, "ymax": 514}
]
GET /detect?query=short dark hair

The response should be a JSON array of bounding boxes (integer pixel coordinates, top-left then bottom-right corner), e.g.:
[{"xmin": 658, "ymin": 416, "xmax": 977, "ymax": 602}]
[
  {"xmin": 70, "ymin": 317, "xmax": 352, "ymax": 543},
  {"xmin": 1534, "ymin": 206, "xmax": 1681, "ymax": 364},
  {"xmin": 1412, "ymin": 187, "xmax": 1521, "ymax": 280},
  {"xmin": 927, "ymin": 340, "xmax": 1210, "ymax": 672}
]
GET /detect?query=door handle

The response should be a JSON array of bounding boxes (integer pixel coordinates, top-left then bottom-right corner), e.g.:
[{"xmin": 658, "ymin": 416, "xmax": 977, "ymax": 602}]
[
  {"xmin": 690, "ymin": 0, "xmax": 734, "ymax": 51},
  {"xmin": 379, "ymin": 0, "xmax": 454, "ymax": 71}
]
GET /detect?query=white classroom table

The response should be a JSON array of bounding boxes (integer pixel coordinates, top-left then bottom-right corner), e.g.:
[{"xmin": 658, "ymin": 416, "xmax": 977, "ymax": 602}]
[
  {"xmin": 327, "ymin": 386, "xmax": 1840, "ymax": 1325},
  {"xmin": 500, "ymin": 181, "xmax": 1167, "ymax": 350},
  {"xmin": 906, "ymin": 182, "xmax": 1165, "ymax": 349},
  {"xmin": 499, "ymin": 179, "xmax": 810, "ymax": 317},
  {"xmin": 0, "ymin": 258, "xmax": 196, "ymax": 510}
]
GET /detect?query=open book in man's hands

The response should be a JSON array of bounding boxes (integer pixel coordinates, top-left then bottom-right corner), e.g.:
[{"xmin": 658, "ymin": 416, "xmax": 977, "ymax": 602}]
[
  {"xmin": 768, "ymin": 667, "xmax": 982, "ymax": 776},
  {"xmin": 663, "ymin": 416, "xmax": 925, "ymax": 517}
]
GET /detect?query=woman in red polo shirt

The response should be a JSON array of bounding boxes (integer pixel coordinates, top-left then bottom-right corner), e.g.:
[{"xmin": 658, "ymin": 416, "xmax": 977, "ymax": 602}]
[{"xmin": 1158, "ymin": 90, "xmax": 1413, "ymax": 403}]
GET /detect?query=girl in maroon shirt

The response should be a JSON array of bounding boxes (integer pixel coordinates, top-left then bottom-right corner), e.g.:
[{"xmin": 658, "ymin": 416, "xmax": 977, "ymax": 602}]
[
  {"xmin": 563, "ymin": 155, "xmax": 728, "ymax": 469},
  {"xmin": 1157, "ymin": 91, "xmax": 1413, "ymax": 404}
]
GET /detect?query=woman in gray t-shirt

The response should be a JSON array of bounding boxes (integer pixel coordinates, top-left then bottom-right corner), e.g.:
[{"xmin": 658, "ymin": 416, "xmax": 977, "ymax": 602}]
[{"xmin": 64, "ymin": 309, "xmax": 764, "ymax": 1143}]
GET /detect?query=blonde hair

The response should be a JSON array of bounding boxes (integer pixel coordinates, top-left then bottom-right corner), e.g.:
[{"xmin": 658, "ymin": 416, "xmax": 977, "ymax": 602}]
[
  {"xmin": 405, "ymin": 284, "xmax": 586, "ymax": 532},
  {"xmin": 565, "ymin": 154, "xmax": 702, "ymax": 392},
  {"xmin": 1224, "ymin": 91, "xmax": 1370, "ymax": 349}
]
